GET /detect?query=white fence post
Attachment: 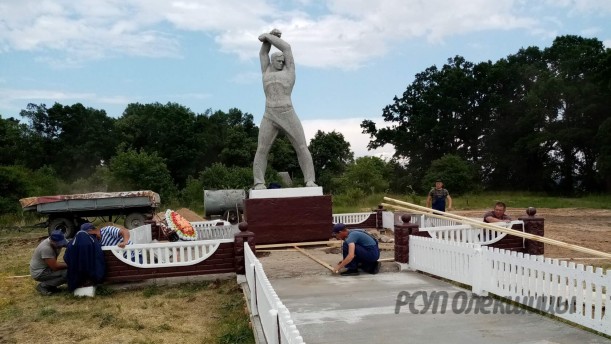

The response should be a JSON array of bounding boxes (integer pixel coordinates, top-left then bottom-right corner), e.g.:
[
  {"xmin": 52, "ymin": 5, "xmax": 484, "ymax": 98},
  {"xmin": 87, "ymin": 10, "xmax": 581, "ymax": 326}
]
[
  {"xmin": 268, "ymin": 309, "xmax": 279, "ymax": 344},
  {"xmin": 471, "ymin": 246, "xmax": 488, "ymax": 296}
]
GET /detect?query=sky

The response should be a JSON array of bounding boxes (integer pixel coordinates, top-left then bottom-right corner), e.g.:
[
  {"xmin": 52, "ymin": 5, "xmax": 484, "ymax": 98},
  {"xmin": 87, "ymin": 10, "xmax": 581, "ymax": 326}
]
[{"xmin": 1, "ymin": 0, "xmax": 610, "ymax": 158}]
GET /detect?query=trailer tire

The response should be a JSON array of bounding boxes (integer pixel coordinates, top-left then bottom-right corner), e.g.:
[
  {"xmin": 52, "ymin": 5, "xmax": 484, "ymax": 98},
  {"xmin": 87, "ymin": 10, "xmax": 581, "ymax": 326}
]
[
  {"xmin": 48, "ymin": 217, "xmax": 76, "ymax": 238},
  {"xmin": 125, "ymin": 212, "xmax": 146, "ymax": 229}
]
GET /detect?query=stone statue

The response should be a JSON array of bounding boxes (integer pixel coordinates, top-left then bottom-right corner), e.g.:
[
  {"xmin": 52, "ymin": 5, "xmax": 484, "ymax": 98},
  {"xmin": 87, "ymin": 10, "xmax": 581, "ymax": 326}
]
[{"xmin": 252, "ymin": 29, "xmax": 317, "ymax": 190}]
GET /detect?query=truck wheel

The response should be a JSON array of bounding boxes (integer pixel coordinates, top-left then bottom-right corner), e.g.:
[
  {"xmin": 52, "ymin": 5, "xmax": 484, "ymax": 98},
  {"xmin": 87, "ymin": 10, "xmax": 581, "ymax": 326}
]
[
  {"xmin": 48, "ymin": 217, "xmax": 76, "ymax": 238},
  {"xmin": 125, "ymin": 212, "xmax": 146, "ymax": 229}
]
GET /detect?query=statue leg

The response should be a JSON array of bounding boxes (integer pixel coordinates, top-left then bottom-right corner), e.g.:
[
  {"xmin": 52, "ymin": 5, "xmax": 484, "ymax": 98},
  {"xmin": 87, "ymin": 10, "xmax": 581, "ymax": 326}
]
[
  {"xmin": 280, "ymin": 111, "xmax": 317, "ymax": 186},
  {"xmin": 253, "ymin": 117, "xmax": 278, "ymax": 189}
]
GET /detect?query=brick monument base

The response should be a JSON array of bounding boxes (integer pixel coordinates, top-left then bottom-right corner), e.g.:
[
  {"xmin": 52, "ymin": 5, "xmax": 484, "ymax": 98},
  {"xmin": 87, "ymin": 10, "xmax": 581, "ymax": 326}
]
[{"xmin": 244, "ymin": 187, "xmax": 332, "ymax": 245}]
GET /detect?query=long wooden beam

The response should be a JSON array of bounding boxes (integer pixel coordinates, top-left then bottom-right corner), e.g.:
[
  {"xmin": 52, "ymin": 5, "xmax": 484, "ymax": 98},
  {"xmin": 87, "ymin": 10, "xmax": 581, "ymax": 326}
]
[
  {"xmin": 256, "ymin": 241, "xmax": 339, "ymax": 249},
  {"xmin": 292, "ymin": 246, "xmax": 336, "ymax": 272},
  {"xmin": 383, "ymin": 197, "xmax": 611, "ymax": 259}
]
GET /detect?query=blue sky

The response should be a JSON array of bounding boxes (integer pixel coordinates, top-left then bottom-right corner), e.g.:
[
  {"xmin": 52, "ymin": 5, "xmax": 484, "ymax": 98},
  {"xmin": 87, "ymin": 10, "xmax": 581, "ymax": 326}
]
[{"xmin": 1, "ymin": 0, "xmax": 610, "ymax": 157}]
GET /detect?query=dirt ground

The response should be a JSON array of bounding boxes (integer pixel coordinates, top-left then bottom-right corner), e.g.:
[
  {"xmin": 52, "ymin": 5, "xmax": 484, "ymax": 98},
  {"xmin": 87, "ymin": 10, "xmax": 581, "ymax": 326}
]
[{"xmin": 257, "ymin": 208, "xmax": 611, "ymax": 279}]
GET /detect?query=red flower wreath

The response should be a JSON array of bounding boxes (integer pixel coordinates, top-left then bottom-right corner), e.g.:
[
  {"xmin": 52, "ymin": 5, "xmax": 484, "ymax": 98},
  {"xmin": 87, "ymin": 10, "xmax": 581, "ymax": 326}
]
[{"xmin": 165, "ymin": 209, "xmax": 197, "ymax": 241}]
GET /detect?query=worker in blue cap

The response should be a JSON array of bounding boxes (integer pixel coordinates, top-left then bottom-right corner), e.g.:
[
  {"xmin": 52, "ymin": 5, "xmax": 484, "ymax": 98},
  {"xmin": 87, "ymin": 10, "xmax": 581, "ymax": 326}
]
[
  {"xmin": 29, "ymin": 230, "xmax": 69, "ymax": 295},
  {"xmin": 331, "ymin": 223, "xmax": 380, "ymax": 276}
]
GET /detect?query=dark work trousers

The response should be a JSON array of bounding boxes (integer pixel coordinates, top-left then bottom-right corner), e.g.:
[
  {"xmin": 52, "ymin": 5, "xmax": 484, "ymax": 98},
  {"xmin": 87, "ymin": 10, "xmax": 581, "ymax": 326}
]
[
  {"xmin": 342, "ymin": 241, "xmax": 380, "ymax": 272},
  {"xmin": 432, "ymin": 197, "xmax": 446, "ymax": 212}
]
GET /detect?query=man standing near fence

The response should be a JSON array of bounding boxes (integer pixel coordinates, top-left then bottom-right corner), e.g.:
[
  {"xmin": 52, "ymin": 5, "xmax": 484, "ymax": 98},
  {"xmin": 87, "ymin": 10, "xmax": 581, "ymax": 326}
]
[
  {"xmin": 426, "ymin": 179, "xmax": 452, "ymax": 212},
  {"xmin": 332, "ymin": 223, "xmax": 380, "ymax": 276}
]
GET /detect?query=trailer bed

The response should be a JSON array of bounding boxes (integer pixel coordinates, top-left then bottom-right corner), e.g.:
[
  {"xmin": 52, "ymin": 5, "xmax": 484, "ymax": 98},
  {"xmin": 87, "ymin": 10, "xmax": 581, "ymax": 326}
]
[{"xmin": 20, "ymin": 191, "xmax": 160, "ymax": 213}]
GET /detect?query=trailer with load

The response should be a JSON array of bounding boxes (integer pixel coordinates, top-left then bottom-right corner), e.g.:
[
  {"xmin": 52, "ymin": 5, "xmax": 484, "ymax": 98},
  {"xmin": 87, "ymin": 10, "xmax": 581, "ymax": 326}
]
[{"xmin": 19, "ymin": 190, "xmax": 161, "ymax": 237}]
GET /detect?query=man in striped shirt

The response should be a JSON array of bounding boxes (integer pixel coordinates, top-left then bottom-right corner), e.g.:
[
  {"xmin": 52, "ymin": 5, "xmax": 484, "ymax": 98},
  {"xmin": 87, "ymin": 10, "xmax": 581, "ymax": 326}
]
[{"xmin": 80, "ymin": 223, "xmax": 131, "ymax": 247}]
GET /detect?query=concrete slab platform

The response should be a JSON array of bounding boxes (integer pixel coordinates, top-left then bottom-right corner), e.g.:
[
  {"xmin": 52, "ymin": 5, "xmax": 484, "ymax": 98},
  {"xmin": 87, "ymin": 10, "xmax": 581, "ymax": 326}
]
[{"xmin": 269, "ymin": 272, "xmax": 610, "ymax": 344}]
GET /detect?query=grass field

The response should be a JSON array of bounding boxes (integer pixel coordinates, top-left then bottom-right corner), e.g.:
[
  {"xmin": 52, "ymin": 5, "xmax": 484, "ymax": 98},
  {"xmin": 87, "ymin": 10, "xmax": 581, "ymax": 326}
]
[
  {"xmin": 0, "ymin": 191, "xmax": 609, "ymax": 343},
  {"xmin": 332, "ymin": 192, "xmax": 611, "ymax": 213},
  {"xmin": 0, "ymin": 229, "xmax": 255, "ymax": 344}
]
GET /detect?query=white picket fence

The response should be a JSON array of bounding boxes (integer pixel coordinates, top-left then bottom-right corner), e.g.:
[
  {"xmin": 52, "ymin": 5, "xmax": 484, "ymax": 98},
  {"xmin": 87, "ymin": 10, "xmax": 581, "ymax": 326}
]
[
  {"xmin": 413, "ymin": 214, "xmax": 523, "ymax": 246},
  {"xmin": 102, "ymin": 223, "xmax": 234, "ymax": 268},
  {"xmin": 411, "ymin": 214, "xmax": 461, "ymax": 228},
  {"xmin": 332, "ymin": 211, "xmax": 396, "ymax": 230},
  {"xmin": 191, "ymin": 220, "xmax": 239, "ymax": 240},
  {"xmin": 409, "ymin": 236, "xmax": 610, "ymax": 336},
  {"xmin": 332, "ymin": 212, "xmax": 374, "ymax": 225},
  {"xmin": 244, "ymin": 243, "xmax": 305, "ymax": 344}
]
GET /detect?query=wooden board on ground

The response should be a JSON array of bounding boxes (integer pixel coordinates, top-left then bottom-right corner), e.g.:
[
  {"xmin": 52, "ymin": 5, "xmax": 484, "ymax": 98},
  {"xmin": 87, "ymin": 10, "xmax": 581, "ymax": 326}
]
[{"xmin": 293, "ymin": 246, "xmax": 335, "ymax": 271}]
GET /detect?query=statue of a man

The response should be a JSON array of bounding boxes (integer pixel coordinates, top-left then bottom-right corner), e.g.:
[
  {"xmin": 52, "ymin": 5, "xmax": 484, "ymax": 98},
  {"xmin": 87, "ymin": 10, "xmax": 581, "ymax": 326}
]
[{"xmin": 252, "ymin": 29, "xmax": 317, "ymax": 190}]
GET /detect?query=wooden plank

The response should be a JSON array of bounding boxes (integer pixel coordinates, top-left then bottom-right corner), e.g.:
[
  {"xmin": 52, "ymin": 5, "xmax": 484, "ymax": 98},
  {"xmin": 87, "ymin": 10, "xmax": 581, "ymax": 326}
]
[
  {"xmin": 257, "ymin": 249, "xmax": 298, "ymax": 253},
  {"xmin": 292, "ymin": 246, "xmax": 336, "ymax": 272},
  {"xmin": 383, "ymin": 197, "xmax": 611, "ymax": 259},
  {"xmin": 256, "ymin": 241, "xmax": 339, "ymax": 249}
]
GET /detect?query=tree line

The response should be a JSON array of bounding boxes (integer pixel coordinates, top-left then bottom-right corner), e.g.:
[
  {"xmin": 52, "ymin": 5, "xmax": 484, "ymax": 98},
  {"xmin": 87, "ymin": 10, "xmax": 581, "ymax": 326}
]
[
  {"xmin": 1, "ymin": 35, "xmax": 609, "ymax": 215},
  {"xmin": 0, "ymin": 102, "xmax": 361, "ymax": 214},
  {"xmin": 362, "ymin": 35, "xmax": 611, "ymax": 195}
]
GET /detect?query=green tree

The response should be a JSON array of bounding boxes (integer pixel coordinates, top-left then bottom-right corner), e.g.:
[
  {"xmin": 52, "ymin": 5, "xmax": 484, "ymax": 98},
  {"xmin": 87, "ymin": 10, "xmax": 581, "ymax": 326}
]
[
  {"xmin": 0, "ymin": 165, "xmax": 61, "ymax": 214},
  {"xmin": 109, "ymin": 149, "xmax": 178, "ymax": 201},
  {"xmin": 595, "ymin": 118, "xmax": 611, "ymax": 190},
  {"xmin": 115, "ymin": 102, "xmax": 199, "ymax": 187},
  {"xmin": 194, "ymin": 108, "xmax": 259, "ymax": 171},
  {"xmin": 308, "ymin": 130, "xmax": 354, "ymax": 192},
  {"xmin": 198, "ymin": 163, "xmax": 254, "ymax": 190},
  {"xmin": 19, "ymin": 103, "xmax": 116, "ymax": 181},
  {"xmin": 0, "ymin": 117, "xmax": 28, "ymax": 166},
  {"xmin": 422, "ymin": 154, "xmax": 477, "ymax": 196},
  {"xmin": 268, "ymin": 135, "xmax": 299, "ymax": 178},
  {"xmin": 337, "ymin": 156, "xmax": 390, "ymax": 195},
  {"xmin": 480, "ymin": 47, "xmax": 556, "ymax": 191},
  {"xmin": 362, "ymin": 56, "xmax": 488, "ymax": 186},
  {"xmin": 543, "ymin": 36, "xmax": 610, "ymax": 193}
]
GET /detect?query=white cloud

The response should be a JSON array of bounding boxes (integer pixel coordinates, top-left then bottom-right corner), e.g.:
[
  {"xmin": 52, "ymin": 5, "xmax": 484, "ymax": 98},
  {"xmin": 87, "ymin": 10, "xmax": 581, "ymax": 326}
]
[
  {"xmin": 0, "ymin": 87, "xmax": 133, "ymax": 115},
  {"xmin": 0, "ymin": 0, "xmax": 605, "ymax": 69},
  {"xmin": 301, "ymin": 118, "xmax": 395, "ymax": 158}
]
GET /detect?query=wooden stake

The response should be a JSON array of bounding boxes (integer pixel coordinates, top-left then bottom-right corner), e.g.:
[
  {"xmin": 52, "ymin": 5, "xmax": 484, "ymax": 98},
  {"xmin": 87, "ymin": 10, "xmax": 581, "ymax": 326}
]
[
  {"xmin": 292, "ymin": 246, "xmax": 336, "ymax": 272},
  {"xmin": 383, "ymin": 197, "xmax": 611, "ymax": 259}
]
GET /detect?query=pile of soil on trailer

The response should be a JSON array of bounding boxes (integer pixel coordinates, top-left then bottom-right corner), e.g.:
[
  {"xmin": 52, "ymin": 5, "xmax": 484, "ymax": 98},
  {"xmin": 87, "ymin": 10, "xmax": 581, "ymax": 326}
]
[
  {"xmin": 154, "ymin": 208, "xmax": 206, "ymax": 222},
  {"xmin": 257, "ymin": 208, "xmax": 611, "ymax": 279}
]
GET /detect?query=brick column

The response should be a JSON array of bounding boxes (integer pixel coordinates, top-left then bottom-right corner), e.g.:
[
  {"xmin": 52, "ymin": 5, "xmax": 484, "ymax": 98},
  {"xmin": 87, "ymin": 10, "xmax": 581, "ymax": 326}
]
[
  {"xmin": 234, "ymin": 222, "xmax": 255, "ymax": 274},
  {"xmin": 519, "ymin": 207, "xmax": 544, "ymax": 255},
  {"xmin": 375, "ymin": 204, "xmax": 385, "ymax": 229},
  {"xmin": 394, "ymin": 214, "xmax": 419, "ymax": 263}
]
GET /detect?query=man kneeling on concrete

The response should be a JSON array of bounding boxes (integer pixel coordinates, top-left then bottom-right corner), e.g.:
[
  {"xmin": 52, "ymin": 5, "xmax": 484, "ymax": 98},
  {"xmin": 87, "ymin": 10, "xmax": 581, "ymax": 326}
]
[
  {"xmin": 30, "ymin": 230, "xmax": 68, "ymax": 295},
  {"xmin": 332, "ymin": 223, "xmax": 380, "ymax": 276}
]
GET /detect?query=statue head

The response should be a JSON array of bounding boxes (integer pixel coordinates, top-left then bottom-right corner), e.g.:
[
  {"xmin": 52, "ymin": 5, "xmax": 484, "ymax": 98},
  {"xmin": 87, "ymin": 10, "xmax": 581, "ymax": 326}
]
[{"xmin": 271, "ymin": 52, "xmax": 285, "ymax": 70}]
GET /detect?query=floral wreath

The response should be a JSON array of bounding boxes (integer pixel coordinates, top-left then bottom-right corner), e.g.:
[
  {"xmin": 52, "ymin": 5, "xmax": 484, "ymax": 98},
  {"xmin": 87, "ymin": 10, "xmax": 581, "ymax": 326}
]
[{"xmin": 165, "ymin": 209, "xmax": 197, "ymax": 241}]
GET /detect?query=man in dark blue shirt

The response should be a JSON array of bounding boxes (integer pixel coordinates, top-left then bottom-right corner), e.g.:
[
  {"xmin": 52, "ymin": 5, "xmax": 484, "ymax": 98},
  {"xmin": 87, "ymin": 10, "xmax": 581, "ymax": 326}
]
[{"xmin": 332, "ymin": 223, "xmax": 380, "ymax": 276}]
